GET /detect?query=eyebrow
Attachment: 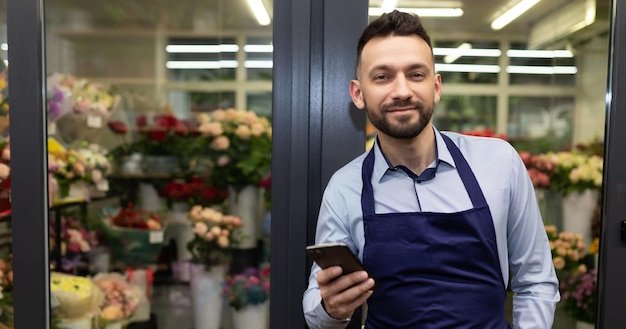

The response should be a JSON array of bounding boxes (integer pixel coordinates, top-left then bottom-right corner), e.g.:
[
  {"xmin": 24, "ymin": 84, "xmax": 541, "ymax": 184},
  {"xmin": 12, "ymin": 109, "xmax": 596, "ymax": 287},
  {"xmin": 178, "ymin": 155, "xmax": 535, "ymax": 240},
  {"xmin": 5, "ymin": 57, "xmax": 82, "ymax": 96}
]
[{"xmin": 368, "ymin": 62, "xmax": 432, "ymax": 76}]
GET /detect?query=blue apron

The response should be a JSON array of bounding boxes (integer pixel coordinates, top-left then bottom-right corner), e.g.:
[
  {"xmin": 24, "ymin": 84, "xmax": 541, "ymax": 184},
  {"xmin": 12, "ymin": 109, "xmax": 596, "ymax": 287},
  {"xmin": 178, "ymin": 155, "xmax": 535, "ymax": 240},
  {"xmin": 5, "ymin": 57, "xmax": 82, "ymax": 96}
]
[{"xmin": 361, "ymin": 134, "xmax": 510, "ymax": 328}]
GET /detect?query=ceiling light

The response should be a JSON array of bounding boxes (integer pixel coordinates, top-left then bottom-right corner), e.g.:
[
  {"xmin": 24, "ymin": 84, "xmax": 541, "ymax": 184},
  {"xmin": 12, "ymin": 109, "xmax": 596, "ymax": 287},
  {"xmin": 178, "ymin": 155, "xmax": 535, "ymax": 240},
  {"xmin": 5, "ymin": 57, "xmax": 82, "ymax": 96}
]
[
  {"xmin": 507, "ymin": 49, "xmax": 574, "ymax": 58},
  {"xmin": 243, "ymin": 45, "xmax": 274, "ymax": 53},
  {"xmin": 435, "ymin": 64, "xmax": 501, "ymax": 73},
  {"xmin": 443, "ymin": 43, "xmax": 472, "ymax": 63},
  {"xmin": 165, "ymin": 44, "xmax": 239, "ymax": 53},
  {"xmin": 166, "ymin": 60, "xmax": 239, "ymax": 69},
  {"xmin": 434, "ymin": 48, "xmax": 502, "ymax": 57},
  {"xmin": 507, "ymin": 65, "xmax": 578, "ymax": 74},
  {"xmin": 247, "ymin": 0, "xmax": 271, "ymax": 26},
  {"xmin": 491, "ymin": 0, "xmax": 540, "ymax": 30},
  {"xmin": 369, "ymin": 7, "xmax": 463, "ymax": 17}
]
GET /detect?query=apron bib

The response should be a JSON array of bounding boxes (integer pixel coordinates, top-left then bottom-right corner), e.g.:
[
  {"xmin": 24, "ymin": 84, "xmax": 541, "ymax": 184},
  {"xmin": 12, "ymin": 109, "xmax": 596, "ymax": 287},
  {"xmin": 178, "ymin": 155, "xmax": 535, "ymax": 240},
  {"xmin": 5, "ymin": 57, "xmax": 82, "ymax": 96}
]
[{"xmin": 361, "ymin": 134, "xmax": 510, "ymax": 329}]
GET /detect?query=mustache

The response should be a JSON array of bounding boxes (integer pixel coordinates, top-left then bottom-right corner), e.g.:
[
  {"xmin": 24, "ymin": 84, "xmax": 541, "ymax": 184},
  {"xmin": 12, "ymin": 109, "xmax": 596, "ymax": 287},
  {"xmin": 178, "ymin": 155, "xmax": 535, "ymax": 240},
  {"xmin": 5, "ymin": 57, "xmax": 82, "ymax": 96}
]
[{"xmin": 381, "ymin": 100, "xmax": 424, "ymax": 111}]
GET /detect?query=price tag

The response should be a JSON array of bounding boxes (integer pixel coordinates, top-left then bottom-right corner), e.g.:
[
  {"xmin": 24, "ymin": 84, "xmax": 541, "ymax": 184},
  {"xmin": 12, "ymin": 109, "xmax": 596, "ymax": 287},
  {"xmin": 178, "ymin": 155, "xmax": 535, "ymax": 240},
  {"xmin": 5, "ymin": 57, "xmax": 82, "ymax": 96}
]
[
  {"xmin": 149, "ymin": 231, "xmax": 164, "ymax": 244},
  {"xmin": 87, "ymin": 114, "xmax": 102, "ymax": 128},
  {"xmin": 96, "ymin": 179, "xmax": 109, "ymax": 191},
  {"xmin": 48, "ymin": 122, "xmax": 56, "ymax": 135}
]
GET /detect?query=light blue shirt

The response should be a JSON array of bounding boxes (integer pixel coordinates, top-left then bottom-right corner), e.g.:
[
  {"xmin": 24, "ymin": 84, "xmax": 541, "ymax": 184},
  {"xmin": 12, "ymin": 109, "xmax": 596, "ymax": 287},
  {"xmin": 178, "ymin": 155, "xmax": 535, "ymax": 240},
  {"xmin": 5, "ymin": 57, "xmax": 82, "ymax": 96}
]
[{"xmin": 303, "ymin": 129, "xmax": 560, "ymax": 329}]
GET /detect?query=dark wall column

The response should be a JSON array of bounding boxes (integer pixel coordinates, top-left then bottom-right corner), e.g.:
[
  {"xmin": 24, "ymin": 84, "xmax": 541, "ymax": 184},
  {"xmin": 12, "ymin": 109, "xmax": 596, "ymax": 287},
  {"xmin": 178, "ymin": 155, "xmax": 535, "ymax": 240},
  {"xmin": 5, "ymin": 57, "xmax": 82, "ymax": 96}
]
[
  {"xmin": 6, "ymin": 0, "xmax": 50, "ymax": 328},
  {"xmin": 597, "ymin": 0, "xmax": 626, "ymax": 327},
  {"xmin": 271, "ymin": 0, "xmax": 367, "ymax": 328}
]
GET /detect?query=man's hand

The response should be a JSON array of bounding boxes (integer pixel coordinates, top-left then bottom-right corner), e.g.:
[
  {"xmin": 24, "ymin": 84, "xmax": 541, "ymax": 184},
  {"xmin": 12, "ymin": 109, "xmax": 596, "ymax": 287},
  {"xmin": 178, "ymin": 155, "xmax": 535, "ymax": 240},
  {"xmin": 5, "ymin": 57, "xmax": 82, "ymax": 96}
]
[{"xmin": 317, "ymin": 266, "xmax": 375, "ymax": 320}]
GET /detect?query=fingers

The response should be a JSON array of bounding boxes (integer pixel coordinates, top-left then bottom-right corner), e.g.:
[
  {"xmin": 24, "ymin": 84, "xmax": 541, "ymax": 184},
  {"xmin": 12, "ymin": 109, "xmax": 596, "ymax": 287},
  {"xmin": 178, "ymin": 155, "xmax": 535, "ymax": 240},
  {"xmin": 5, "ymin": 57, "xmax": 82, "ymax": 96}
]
[{"xmin": 317, "ymin": 267, "xmax": 376, "ymax": 319}]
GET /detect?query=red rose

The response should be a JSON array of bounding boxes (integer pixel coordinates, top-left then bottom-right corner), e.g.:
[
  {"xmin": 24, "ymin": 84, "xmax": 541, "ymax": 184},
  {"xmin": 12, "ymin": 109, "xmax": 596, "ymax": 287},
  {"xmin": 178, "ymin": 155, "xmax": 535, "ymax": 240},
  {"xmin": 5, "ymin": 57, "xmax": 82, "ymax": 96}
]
[{"xmin": 107, "ymin": 121, "xmax": 128, "ymax": 134}]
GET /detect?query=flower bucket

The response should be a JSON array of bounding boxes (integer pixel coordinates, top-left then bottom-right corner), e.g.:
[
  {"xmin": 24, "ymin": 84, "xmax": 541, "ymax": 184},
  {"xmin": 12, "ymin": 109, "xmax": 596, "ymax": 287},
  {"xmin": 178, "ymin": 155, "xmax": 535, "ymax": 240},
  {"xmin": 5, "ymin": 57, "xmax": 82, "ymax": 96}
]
[
  {"xmin": 144, "ymin": 155, "xmax": 180, "ymax": 174},
  {"xmin": 231, "ymin": 300, "xmax": 269, "ymax": 329},
  {"xmin": 562, "ymin": 189, "xmax": 599, "ymax": 247},
  {"xmin": 228, "ymin": 185, "xmax": 261, "ymax": 249},
  {"xmin": 576, "ymin": 320, "xmax": 595, "ymax": 329},
  {"xmin": 165, "ymin": 202, "xmax": 194, "ymax": 265},
  {"xmin": 190, "ymin": 263, "xmax": 226, "ymax": 329},
  {"xmin": 59, "ymin": 316, "xmax": 94, "ymax": 329}
]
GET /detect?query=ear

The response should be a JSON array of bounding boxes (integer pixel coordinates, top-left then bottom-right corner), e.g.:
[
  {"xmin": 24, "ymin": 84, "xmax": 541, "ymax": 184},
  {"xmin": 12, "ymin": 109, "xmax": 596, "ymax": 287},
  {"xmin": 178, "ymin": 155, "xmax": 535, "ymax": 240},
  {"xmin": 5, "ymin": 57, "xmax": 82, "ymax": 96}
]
[
  {"xmin": 433, "ymin": 74, "xmax": 442, "ymax": 105},
  {"xmin": 350, "ymin": 80, "xmax": 365, "ymax": 110}
]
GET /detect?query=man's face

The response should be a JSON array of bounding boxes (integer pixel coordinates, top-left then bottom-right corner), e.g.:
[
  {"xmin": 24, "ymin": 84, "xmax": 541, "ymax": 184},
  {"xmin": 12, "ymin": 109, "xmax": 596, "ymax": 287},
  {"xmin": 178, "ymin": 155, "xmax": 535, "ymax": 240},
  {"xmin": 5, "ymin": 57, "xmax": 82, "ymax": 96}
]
[{"xmin": 350, "ymin": 35, "xmax": 442, "ymax": 139}]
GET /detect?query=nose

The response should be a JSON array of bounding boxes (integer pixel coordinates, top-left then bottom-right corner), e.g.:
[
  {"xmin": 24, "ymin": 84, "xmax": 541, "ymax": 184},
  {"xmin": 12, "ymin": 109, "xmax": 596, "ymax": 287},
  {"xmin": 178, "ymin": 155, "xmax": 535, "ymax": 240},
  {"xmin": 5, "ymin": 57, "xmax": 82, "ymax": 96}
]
[{"xmin": 390, "ymin": 75, "xmax": 412, "ymax": 100}]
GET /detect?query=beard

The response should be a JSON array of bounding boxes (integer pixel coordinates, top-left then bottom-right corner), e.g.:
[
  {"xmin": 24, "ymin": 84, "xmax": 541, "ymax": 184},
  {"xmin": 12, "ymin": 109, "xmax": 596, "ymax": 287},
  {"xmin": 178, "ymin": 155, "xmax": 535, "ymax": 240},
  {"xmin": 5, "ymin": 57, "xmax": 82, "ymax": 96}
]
[{"xmin": 365, "ymin": 98, "xmax": 434, "ymax": 139}]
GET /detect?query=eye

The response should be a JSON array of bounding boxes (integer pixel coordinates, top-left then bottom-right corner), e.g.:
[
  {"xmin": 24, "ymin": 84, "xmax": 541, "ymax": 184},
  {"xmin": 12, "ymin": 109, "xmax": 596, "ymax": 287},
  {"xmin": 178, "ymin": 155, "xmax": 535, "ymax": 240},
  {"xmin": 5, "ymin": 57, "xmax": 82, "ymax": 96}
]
[
  {"xmin": 373, "ymin": 74, "xmax": 389, "ymax": 81},
  {"xmin": 409, "ymin": 72, "xmax": 425, "ymax": 79}
]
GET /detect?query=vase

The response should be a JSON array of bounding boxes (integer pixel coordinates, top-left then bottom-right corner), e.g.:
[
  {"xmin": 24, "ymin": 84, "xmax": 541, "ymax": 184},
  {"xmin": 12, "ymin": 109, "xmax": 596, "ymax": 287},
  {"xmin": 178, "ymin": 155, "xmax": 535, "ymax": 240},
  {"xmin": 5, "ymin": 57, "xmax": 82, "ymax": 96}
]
[
  {"xmin": 535, "ymin": 187, "xmax": 563, "ymax": 229},
  {"xmin": 562, "ymin": 189, "xmax": 599, "ymax": 247},
  {"xmin": 167, "ymin": 202, "xmax": 194, "ymax": 281},
  {"xmin": 144, "ymin": 155, "xmax": 180, "ymax": 174},
  {"xmin": 231, "ymin": 300, "xmax": 269, "ymax": 329},
  {"xmin": 228, "ymin": 185, "xmax": 261, "ymax": 249},
  {"xmin": 190, "ymin": 263, "xmax": 226, "ymax": 329},
  {"xmin": 88, "ymin": 246, "xmax": 110, "ymax": 274},
  {"xmin": 103, "ymin": 321, "xmax": 124, "ymax": 329},
  {"xmin": 576, "ymin": 320, "xmax": 595, "ymax": 329},
  {"xmin": 59, "ymin": 316, "xmax": 93, "ymax": 329},
  {"xmin": 138, "ymin": 182, "xmax": 165, "ymax": 212}
]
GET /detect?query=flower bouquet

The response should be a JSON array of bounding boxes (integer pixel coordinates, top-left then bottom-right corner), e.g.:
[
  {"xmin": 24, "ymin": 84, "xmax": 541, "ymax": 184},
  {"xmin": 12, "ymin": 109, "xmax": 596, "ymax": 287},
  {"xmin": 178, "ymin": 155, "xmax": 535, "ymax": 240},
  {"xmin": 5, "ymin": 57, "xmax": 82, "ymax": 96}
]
[
  {"xmin": 560, "ymin": 269, "xmax": 597, "ymax": 324},
  {"xmin": 158, "ymin": 177, "xmax": 228, "ymax": 207},
  {"xmin": 0, "ymin": 138, "xmax": 10, "ymax": 214},
  {"xmin": 101, "ymin": 203, "xmax": 165, "ymax": 267},
  {"xmin": 92, "ymin": 272, "xmax": 143, "ymax": 328},
  {"xmin": 49, "ymin": 215, "xmax": 98, "ymax": 273},
  {"xmin": 0, "ymin": 256, "xmax": 13, "ymax": 326},
  {"xmin": 223, "ymin": 266, "xmax": 270, "ymax": 311},
  {"xmin": 47, "ymin": 138, "xmax": 113, "ymax": 202},
  {"xmin": 196, "ymin": 109, "xmax": 272, "ymax": 192},
  {"xmin": 545, "ymin": 225, "xmax": 588, "ymax": 279},
  {"xmin": 536, "ymin": 151, "xmax": 603, "ymax": 195},
  {"xmin": 187, "ymin": 205, "xmax": 243, "ymax": 270},
  {"xmin": 47, "ymin": 73, "xmax": 120, "ymax": 144}
]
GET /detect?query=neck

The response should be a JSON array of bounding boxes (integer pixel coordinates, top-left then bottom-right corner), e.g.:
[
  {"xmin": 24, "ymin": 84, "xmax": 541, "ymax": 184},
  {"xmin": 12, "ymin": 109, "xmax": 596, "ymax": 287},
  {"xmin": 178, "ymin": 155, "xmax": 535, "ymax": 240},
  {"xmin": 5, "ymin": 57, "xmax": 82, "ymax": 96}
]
[{"xmin": 377, "ymin": 126, "xmax": 437, "ymax": 175}]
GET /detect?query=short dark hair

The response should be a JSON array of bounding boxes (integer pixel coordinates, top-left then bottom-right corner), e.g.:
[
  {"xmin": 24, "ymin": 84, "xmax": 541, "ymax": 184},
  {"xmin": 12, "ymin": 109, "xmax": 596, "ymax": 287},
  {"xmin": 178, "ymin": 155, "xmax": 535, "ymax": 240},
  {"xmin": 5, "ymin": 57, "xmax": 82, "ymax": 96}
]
[{"xmin": 356, "ymin": 10, "xmax": 433, "ymax": 73}]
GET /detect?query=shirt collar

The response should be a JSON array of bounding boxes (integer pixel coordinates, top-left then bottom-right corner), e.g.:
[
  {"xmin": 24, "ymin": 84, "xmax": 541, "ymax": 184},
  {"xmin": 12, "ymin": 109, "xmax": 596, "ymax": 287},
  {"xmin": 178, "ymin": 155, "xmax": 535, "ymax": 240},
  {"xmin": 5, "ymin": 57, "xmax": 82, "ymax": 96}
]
[{"xmin": 371, "ymin": 127, "xmax": 456, "ymax": 183}]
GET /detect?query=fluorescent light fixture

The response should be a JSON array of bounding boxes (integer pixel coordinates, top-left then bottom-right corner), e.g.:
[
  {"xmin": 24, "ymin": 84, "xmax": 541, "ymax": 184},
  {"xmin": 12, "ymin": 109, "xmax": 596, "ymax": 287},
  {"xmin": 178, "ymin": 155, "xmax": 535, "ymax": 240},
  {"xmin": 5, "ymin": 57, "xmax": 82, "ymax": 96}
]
[
  {"xmin": 491, "ymin": 0, "xmax": 540, "ymax": 30},
  {"xmin": 381, "ymin": 0, "xmax": 398, "ymax": 12},
  {"xmin": 434, "ymin": 47, "xmax": 502, "ymax": 57},
  {"xmin": 435, "ymin": 64, "xmax": 501, "ymax": 73},
  {"xmin": 443, "ymin": 43, "xmax": 472, "ymax": 63},
  {"xmin": 244, "ymin": 60, "xmax": 273, "ymax": 68},
  {"xmin": 507, "ymin": 49, "xmax": 574, "ymax": 58},
  {"xmin": 369, "ymin": 7, "xmax": 463, "ymax": 17},
  {"xmin": 166, "ymin": 60, "xmax": 273, "ymax": 69},
  {"xmin": 166, "ymin": 60, "xmax": 239, "ymax": 69},
  {"xmin": 165, "ymin": 44, "xmax": 239, "ymax": 53},
  {"xmin": 507, "ymin": 65, "xmax": 578, "ymax": 74},
  {"xmin": 247, "ymin": 0, "xmax": 271, "ymax": 26},
  {"xmin": 243, "ymin": 45, "xmax": 274, "ymax": 53}
]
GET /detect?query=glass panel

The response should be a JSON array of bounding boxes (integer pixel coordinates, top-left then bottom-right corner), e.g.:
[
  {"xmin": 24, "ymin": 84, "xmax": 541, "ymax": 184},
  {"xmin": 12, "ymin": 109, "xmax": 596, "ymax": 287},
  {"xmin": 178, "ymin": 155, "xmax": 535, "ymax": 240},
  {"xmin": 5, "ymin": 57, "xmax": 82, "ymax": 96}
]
[
  {"xmin": 246, "ymin": 37, "xmax": 273, "ymax": 81},
  {"xmin": 509, "ymin": 42, "xmax": 577, "ymax": 86},
  {"xmin": 434, "ymin": 40, "xmax": 500, "ymax": 84},
  {"xmin": 434, "ymin": 95, "xmax": 497, "ymax": 132},
  {"xmin": 43, "ymin": 0, "xmax": 272, "ymax": 328},
  {"xmin": 507, "ymin": 96, "xmax": 574, "ymax": 153}
]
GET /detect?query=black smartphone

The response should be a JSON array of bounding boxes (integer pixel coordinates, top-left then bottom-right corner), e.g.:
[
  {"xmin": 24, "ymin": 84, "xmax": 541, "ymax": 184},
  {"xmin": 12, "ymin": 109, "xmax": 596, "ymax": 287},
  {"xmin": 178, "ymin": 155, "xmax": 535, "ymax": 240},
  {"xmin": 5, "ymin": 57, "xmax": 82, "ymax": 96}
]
[{"xmin": 306, "ymin": 242, "xmax": 366, "ymax": 275}]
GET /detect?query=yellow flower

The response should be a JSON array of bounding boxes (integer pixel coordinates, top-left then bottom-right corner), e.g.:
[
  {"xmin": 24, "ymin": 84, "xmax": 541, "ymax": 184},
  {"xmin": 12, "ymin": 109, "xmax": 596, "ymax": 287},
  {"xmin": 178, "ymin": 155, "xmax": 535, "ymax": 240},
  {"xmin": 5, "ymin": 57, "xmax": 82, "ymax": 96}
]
[{"xmin": 47, "ymin": 137, "xmax": 66, "ymax": 156}]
